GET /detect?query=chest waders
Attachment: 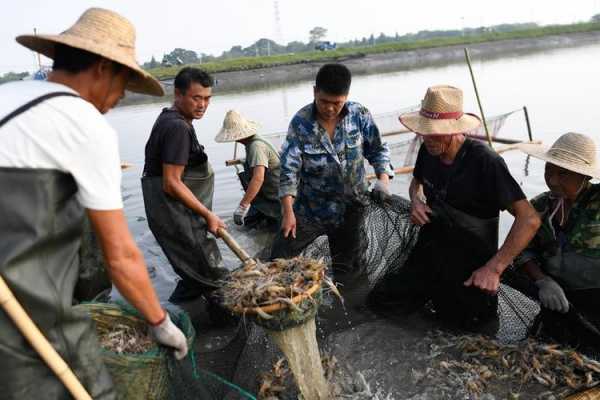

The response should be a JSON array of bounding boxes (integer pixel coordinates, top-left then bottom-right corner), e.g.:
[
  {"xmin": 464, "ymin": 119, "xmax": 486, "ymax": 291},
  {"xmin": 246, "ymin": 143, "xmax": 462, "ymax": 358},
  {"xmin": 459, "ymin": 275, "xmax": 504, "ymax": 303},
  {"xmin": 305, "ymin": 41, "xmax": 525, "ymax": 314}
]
[
  {"xmin": 0, "ymin": 92, "xmax": 115, "ymax": 399},
  {"xmin": 416, "ymin": 148, "xmax": 500, "ymax": 325},
  {"xmin": 142, "ymin": 160, "xmax": 224, "ymax": 294}
]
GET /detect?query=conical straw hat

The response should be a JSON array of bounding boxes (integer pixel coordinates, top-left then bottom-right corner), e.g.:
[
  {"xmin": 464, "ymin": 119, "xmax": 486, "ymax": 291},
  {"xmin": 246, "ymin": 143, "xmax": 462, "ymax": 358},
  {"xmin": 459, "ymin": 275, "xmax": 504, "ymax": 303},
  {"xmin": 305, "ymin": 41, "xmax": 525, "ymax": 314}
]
[
  {"xmin": 519, "ymin": 132, "xmax": 600, "ymax": 179},
  {"xmin": 16, "ymin": 8, "xmax": 164, "ymax": 96},
  {"xmin": 215, "ymin": 110, "xmax": 260, "ymax": 143},
  {"xmin": 399, "ymin": 85, "xmax": 481, "ymax": 135}
]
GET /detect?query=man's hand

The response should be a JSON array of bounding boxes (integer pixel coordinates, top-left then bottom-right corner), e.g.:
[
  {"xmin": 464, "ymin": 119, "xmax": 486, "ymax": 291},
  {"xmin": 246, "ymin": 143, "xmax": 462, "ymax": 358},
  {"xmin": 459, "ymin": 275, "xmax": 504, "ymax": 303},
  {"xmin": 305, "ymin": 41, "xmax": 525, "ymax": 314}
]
[
  {"xmin": 281, "ymin": 209, "xmax": 297, "ymax": 239},
  {"xmin": 464, "ymin": 260, "xmax": 504, "ymax": 294},
  {"xmin": 535, "ymin": 276, "xmax": 569, "ymax": 313},
  {"xmin": 205, "ymin": 212, "xmax": 226, "ymax": 235},
  {"xmin": 233, "ymin": 203, "xmax": 250, "ymax": 225},
  {"xmin": 410, "ymin": 197, "xmax": 433, "ymax": 226},
  {"xmin": 149, "ymin": 312, "xmax": 188, "ymax": 360}
]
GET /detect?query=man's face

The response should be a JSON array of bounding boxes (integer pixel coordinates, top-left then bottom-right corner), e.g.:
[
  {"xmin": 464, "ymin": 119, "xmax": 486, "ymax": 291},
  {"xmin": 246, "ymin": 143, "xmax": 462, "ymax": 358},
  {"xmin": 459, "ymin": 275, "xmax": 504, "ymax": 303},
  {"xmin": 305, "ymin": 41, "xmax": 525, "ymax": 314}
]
[
  {"xmin": 89, "ymin": 60, "xmax": 130, "ymax": 114},
  {"xmin": 544, "ymin": 162, "xmax": 584, "ymax": 198},
  {"xmin": 175, "ymin": 83, "xmax": 212, "ymax": 120},
  {"xmin": 422, "ymin": 134, "xmax": 454, "ymax": 157},
  {"xmin": 313, "ymin": 88, "xmax": 347, "ymax": 122}
]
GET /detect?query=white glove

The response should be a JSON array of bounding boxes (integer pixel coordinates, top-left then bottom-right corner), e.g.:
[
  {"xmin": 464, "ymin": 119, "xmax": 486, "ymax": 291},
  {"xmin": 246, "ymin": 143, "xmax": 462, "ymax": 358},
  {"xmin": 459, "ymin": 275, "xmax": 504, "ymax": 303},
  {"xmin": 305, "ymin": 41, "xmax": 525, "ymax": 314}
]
[
  {"xmin": 233, "ymin": 203, "xmax": 250, "ymax": 225},
  {"xmin": 150, "ymin": 313, "xmax": 188, "ymax": 360},
  {"xmin": 373, "ymin": 179, "xmax": 391, "ymax": 195},
  {"xmin": 535, "ymin": 276, "xmax": 569, "ymax": 313}
]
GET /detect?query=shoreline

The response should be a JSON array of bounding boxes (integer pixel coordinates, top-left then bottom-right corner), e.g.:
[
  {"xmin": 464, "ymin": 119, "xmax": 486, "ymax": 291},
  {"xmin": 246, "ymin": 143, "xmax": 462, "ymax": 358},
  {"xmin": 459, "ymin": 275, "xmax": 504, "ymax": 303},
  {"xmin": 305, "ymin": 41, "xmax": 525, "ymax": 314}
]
[{"xmin": 120, "ymin": 30, "xmax": 600, "ymax": 106}]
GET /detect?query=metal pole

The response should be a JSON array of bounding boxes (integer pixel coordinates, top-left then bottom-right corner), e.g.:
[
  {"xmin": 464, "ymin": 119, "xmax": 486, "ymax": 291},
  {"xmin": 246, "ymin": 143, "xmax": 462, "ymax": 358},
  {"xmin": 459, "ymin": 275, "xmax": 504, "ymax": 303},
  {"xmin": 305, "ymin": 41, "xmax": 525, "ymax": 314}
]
[
  {"xmin": 233, "ymin": 142, "xmax": 238, "ymax": 160},
  {"xmin": 464, "ymin": 48, "xmax": 493, "ymax": 148},
  {"xmin": 523, "ymin": 106, "xmax": 533, "ymax": 142}
]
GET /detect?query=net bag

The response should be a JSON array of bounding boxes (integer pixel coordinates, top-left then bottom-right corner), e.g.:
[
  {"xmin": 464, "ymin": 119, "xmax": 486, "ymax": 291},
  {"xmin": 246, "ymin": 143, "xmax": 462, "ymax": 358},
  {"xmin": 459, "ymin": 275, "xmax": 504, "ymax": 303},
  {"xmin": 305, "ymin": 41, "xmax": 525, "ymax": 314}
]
[{"xmin": 75, "ymin": 302, "xmax": 195, "ymax": 400}]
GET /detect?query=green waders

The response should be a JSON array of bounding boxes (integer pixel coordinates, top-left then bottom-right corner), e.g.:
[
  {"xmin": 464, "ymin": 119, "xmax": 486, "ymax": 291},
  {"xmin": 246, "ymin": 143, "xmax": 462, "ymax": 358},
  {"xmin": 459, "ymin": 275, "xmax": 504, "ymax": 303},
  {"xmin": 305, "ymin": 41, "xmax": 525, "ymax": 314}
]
[
  {"xmin": 142, "ymin": 160, "xmax": 225, "ymax": 303},
  {"xmin": 0, "ymin": 168, "xmax": 115, "ymax": 399}
]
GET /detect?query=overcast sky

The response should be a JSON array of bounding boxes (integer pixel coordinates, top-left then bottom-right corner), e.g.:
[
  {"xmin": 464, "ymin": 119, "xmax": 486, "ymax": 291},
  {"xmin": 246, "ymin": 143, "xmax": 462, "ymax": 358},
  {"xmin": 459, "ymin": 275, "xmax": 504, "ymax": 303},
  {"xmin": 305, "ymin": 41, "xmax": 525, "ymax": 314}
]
[{"xmin": 2, "ymin": 0, "xmax": 600, "ymax": 74}]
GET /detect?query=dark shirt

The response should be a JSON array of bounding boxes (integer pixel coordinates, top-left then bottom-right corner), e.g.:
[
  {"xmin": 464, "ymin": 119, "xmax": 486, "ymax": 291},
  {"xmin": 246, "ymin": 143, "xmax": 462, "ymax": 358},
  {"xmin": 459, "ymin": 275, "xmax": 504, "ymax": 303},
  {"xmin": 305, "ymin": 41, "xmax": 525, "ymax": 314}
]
[
  {"xmin": 413, "ymin": 138, "xmax": 525, "ymax": 219},
  {"xmin": 143, "ymin": 107, "xmax": 208, "ymax": 177}
]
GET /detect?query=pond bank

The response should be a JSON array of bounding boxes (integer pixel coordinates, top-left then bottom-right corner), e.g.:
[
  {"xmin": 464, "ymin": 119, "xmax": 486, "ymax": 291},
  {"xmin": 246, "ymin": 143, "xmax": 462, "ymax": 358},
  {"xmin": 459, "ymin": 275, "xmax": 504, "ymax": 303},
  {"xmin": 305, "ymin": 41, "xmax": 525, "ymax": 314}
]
[{"xmin": 121, "ymin": 30, "xmax": 600, "ymax": 106}]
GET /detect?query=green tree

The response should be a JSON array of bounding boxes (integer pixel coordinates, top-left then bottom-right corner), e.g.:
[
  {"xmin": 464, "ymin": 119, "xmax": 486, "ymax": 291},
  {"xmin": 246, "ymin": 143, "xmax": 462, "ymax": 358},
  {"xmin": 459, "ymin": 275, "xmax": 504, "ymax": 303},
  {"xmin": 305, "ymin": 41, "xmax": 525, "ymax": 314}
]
[{"xmin": 309, "ymin": 26, "xmax": 327, "ymax": 43}]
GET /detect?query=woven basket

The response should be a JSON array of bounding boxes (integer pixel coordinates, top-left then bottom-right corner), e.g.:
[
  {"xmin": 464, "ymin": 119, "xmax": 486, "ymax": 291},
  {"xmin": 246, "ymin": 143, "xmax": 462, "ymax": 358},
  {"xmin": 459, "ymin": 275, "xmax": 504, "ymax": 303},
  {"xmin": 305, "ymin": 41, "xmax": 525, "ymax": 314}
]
[{"xmin": 75, "ymin": 303, "xmax": 195, "ymax": 400}]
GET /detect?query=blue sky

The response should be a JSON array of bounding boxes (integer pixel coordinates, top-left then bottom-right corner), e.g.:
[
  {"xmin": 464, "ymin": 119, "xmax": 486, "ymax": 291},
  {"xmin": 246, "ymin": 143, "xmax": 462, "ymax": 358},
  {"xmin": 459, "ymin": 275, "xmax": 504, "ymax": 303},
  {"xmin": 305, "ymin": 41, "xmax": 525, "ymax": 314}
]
[{"xmin": 2, "ymin": 0, "xmax": 600, "ymax": 73}]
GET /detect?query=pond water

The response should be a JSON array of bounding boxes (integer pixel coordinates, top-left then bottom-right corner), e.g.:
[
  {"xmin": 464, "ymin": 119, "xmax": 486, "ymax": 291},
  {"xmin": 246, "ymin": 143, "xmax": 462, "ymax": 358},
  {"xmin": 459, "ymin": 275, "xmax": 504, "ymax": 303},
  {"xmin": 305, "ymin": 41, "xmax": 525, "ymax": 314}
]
[{"xmin": 106, "ymin": 42, "xmax": 600, "ymax": 299}]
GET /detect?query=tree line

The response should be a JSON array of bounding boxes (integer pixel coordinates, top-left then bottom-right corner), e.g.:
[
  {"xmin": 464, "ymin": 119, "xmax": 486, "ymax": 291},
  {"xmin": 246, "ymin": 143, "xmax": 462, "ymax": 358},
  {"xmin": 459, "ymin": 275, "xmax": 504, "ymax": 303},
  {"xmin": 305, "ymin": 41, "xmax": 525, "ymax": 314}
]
[{"xmin": 143, "ymin": 21, "xmax": 541, "ymax": 68}]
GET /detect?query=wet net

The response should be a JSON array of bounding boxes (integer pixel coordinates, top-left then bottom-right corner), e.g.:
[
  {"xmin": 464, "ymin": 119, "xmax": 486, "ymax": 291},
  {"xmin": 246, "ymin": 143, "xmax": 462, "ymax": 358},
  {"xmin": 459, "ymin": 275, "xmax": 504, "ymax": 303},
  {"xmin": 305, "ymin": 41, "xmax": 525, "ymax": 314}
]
[{"xmin": 208, "ymin": 194, "xmax": 599, "ymax": 399}]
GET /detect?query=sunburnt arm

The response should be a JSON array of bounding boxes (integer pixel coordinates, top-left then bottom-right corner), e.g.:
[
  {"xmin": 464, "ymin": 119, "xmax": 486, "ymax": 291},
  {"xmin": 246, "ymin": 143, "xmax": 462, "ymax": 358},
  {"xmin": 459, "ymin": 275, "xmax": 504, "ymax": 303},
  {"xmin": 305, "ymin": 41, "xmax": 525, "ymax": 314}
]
[
  {"xmin": 162, "ymin": 163, "xmax": 225, "ymax": 235},
  {"xmin": 87, "ymin": 209, "xmax": 188, "ymax": 359},
  {"xmin": 464, "ymin": 199, "xmax": 542, "ymax": 293}
]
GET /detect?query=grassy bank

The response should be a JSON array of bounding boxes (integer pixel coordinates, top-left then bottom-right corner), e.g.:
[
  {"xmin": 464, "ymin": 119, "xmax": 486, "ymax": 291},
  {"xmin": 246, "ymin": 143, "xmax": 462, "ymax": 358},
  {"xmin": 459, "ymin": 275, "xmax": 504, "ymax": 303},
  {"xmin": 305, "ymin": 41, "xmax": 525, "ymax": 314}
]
[{"xmin": 148, "ymin": 22, "xmax": 600, "ymax": 80}]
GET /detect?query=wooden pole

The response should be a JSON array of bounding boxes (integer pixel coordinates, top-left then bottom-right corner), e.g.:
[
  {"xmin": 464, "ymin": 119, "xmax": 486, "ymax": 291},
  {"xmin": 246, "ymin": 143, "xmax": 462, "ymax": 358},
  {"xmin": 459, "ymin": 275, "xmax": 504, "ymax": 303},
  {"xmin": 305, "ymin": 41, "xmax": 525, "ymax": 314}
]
[
  {"xmin": 365, "ymin": 140, "xmax": 542, "ymax": 181},
  {"xmin": 523, "ymin": 106, "xmax": 533, "ymax": 142},
  {"xmin": 0, "ymin": 275, "xmax": 92, "ymax": 400},
  {"xmin": 217, "ymin": 227, "xmax": 254, "ymax": 265},
  {"xmin": 464, "ymin": 48, "xmax": 493, "ymax": 148}
]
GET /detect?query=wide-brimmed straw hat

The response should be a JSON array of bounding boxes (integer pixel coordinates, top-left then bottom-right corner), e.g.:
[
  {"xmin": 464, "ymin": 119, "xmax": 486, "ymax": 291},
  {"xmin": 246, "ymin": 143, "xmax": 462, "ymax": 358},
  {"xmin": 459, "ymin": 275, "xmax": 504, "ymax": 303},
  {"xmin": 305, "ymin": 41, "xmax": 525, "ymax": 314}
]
[
  {"xmin": 215, "ymin": 110, "xmax": 260, "ymax": 143},
  {"xmin": 399, "ymin": 85, "xmax": 481, "ymax": 135},
  {"xmin": 16, "ymin": 8, "xmax": 164, "ymax": 96},
  {"xmin": 519, "ymin": 132, "xmax": 600, "ymax": 179}
]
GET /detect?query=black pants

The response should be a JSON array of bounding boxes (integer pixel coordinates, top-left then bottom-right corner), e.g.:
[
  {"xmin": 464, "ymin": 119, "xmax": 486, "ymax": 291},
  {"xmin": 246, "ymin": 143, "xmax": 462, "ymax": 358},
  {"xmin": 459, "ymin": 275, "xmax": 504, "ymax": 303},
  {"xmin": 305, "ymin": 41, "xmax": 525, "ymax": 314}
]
[
  {"xmin": 368, "ymin": 220, "xmax": 498, "ymax": 328},
  {"xmin": 270, "ymin": 205, "xmax": 367, "ymax": 281},
  {"xmin": 534, "ymin": 289, "xmax": 600, "ymax": 354}
]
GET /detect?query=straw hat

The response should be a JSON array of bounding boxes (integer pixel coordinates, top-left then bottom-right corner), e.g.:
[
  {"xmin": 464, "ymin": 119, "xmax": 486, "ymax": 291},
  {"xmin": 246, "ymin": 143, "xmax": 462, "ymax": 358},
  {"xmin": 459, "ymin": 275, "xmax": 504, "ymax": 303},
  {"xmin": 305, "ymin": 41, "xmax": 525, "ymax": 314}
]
[
  {"xmin": 215, "ymin": 110, "xmax": 260, "ymax": 143},
  {"xmin": 519, "ymin": 132, "xmax": 600, "ymax": 179},
  {"xmin": 16, "ymin": 8, "xmax": 164, "ymax": 96},
  {"xmin": 399, "ymin": 85, "xmax": 481, "ymax": 135}
]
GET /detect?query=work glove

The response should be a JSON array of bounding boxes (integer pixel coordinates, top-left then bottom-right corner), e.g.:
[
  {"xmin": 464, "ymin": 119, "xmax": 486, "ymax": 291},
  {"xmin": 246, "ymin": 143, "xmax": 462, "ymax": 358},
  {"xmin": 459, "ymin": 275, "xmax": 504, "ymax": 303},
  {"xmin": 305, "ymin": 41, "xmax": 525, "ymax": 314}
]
[
  {"xmin": 233, "ymin": 203, "xmax": 250, "ymax": 225},
  {"xmin": 371, "ymin": 179, "xmax": 391, "ymax": 205},
  {"xmin": 150, "ymin": 313, "xmax": 188, "ymax": 360},
  {"xmin": 535, "ymin": 276, "xmax": 569, "ymax": 313}
]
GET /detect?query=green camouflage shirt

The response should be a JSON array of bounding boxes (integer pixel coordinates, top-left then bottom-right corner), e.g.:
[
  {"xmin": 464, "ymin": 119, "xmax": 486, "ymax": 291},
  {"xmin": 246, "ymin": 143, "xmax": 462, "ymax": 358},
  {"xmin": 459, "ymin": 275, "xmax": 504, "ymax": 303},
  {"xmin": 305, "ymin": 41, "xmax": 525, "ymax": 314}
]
[{"xmin": 517, "ymin": 183, "xmax": 600, "ymax": 266}]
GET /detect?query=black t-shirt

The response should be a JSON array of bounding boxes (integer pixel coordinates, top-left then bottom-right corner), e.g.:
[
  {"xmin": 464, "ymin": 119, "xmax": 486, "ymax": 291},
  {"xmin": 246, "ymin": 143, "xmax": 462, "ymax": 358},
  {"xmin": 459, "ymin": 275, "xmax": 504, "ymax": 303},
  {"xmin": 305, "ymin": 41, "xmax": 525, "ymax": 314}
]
[
  {"xmin": 413, "ymin": 138, "xmax": 525, "ymax": 219},
  {"xmin": 142, "ymin": 107, "xmax": 208, "ymax": 177}
]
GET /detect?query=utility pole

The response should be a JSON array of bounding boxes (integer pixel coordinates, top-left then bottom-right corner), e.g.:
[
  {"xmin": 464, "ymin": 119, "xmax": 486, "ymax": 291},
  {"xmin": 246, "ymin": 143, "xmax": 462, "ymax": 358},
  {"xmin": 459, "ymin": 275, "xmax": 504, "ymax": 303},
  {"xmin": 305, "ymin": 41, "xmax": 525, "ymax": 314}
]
[{"xmin": 273, "ymin": 1, "xmax": 283, "ymax": 44}]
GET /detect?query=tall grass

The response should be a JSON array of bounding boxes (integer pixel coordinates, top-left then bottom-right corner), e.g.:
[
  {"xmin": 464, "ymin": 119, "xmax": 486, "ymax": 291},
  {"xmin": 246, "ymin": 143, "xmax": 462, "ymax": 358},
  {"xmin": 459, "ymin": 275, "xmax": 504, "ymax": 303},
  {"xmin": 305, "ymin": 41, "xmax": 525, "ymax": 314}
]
[{"xmin": 148, "ymin": 22, "xmax": 600, "ymax": 80}]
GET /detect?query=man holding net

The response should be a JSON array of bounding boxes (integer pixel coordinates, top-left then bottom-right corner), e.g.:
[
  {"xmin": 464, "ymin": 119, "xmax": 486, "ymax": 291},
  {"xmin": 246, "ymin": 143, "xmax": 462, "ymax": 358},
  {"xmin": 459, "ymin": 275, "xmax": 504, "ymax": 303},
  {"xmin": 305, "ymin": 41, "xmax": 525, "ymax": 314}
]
[
  {"xmin": 272, "ymin": 63, "xmax": 393, "ymax": 282},
  {"xmin": 368, "ymin": 85, "xmax": 540, "ymax": 330},
  {"xmin": 515, "ymin": 132, "xmax": 600, "ymax": 351}
]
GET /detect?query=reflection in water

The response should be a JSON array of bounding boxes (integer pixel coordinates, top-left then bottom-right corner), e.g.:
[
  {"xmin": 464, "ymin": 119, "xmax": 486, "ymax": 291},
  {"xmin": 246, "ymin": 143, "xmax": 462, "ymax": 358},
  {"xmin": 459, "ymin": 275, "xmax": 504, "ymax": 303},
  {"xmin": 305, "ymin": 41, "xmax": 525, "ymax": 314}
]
[{"xmin": 524, "ymin": 154, "xmax": 531, "ymax": 177}]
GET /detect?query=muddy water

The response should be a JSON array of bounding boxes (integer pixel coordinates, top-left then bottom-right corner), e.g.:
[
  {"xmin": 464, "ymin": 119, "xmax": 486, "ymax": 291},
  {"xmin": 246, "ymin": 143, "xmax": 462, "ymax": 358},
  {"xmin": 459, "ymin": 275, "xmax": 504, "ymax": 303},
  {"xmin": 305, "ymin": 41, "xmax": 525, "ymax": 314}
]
[
  {"xmin": 106, "ymin": 42, "xmax": 600, "ymax": 298},
  {"xmin": 267, "ymin": 318, "xmax": 330, "ymax": 400}
]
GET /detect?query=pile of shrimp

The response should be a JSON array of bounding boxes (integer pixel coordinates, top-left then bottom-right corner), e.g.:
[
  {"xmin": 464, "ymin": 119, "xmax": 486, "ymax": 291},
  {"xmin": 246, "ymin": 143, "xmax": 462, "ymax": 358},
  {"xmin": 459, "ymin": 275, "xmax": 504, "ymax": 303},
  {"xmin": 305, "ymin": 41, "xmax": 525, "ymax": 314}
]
[{"xmin": 219, "ymin": 256, "xmax": 340, "ymax": 319}]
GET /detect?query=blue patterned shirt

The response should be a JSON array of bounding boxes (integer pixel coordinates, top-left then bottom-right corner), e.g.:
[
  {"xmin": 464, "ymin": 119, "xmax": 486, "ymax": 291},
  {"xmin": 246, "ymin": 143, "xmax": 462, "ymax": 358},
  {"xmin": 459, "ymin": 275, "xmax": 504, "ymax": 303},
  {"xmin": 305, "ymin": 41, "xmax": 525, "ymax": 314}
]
[{"xmin": 279, "ymin": 101, "xmax": 393, "ymax": 226}]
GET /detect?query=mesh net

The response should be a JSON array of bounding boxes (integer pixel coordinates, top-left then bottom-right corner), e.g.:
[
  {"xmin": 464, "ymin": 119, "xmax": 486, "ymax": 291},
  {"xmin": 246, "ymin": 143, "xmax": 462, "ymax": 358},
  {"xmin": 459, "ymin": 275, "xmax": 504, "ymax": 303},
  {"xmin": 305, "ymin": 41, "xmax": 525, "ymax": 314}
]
[{"xmin": 197, "ymin": 195, "xmax": 599, "ymax": 399}]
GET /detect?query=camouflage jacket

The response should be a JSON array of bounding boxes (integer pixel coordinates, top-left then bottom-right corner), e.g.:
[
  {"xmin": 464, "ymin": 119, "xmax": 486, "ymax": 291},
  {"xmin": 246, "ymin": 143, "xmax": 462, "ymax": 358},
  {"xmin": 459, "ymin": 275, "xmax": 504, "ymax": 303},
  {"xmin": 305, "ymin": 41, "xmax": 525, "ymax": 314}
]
[
  {"xmin": 517, "ymin": 183, "xmax": 600, "ymax": 267},
  {"xmin": 279, "ymin": 102, "xmax": 393, "ymax": 226}
]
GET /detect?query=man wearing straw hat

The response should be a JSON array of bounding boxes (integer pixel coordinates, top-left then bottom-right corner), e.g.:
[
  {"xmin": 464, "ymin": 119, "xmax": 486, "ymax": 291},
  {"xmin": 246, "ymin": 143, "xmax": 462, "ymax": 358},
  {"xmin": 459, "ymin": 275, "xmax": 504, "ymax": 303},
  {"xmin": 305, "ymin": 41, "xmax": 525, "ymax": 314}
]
[
  {"xmin": 215, "ymin": 110, "xmax": 282, "ymax": 228},
  {"xmin": 142, "ymin": 67, "xmax": 228, "ymax": 309},
  {"xmin": 368, "ymin": 85, "xmax": 540, "ymax": 329},
  {"xmin": 273, "ymin": 63, "xmax": 393, "ymax": 281},
  {"xmin": 0, "ymin": 8, "xmax": 187, "ymax": 399},
  {"xmin": 515, "ymin": 132, "xmax": 600, "ymax": 350}
]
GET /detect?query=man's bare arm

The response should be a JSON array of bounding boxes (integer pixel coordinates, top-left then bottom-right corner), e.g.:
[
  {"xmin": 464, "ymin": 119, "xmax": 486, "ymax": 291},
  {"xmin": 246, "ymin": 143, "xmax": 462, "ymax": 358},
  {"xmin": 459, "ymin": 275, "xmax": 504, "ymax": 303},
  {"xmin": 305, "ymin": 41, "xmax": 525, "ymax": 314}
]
[
  {"xmin": 162, "ymin": 163, "xmax": 224, "ymax": 234},
  {"xmin": 87, "ymin": 209, "xmax": 163, "ymax": 324},
  {"xmin": 465, "ymin": 199, "xmax": 541, "ymax": 292},
  {"xmin": 240, "ymin": 166, "xmax": 266, "ymax": 207}
]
